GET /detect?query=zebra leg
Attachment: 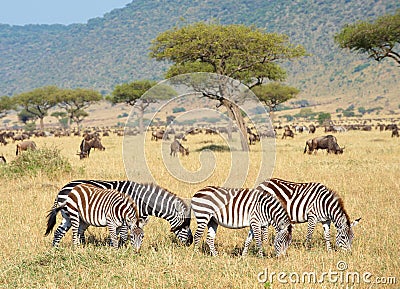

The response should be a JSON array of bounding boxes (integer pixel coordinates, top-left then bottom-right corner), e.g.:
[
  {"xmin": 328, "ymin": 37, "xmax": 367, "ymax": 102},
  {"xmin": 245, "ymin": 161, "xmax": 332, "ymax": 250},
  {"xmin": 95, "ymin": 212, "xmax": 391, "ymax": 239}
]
[
  {"xmin": 261, "ymin": 226, "xmax": 269, "ymax": 243},
  {"xmin": 206, "ymin": 219, "xmax": 219, "ymax": 256},
  {"xmin": 107, "ymin": 222, "xmax": 119, "ymax": 249},
  {"xmin": 322, "ymin": 221, "xmax": 332, "ymax": 252},
  {"xmin": 52, "ymin": 212, "xmax": 71, "ymax": 247},
  {"xmin": 193, "ymin": 216, "xmax": 210, "ymax": 250},
  {"xmin": 305, "ymin": 217, "xmax": 317, "ymax": 249},
  {"xmin": 70, "ymin": 214, "xmax": 81, "ymax": 246},
  {"xmin": 242, "ymin": 229, "xmax": 254, "ymax": 256},
  {"xmin": 78, "ymin": 222, "xmax": 89, "ymax": 245},
  {"xmin": 251, "ymin": 223, "xmax": 264, "ymax": 257},
  {"xmin": 117, "ymin": 223, "xmax": 129, "ymax": 247}
]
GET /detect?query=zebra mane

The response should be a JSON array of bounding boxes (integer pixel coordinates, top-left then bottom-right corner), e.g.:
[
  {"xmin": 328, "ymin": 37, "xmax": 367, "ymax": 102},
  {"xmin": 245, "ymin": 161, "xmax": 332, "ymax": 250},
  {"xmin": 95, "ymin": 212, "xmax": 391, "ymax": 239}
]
[{"xmin": 330, "ymin": 189, "xmax": 351, "ymax": 226}]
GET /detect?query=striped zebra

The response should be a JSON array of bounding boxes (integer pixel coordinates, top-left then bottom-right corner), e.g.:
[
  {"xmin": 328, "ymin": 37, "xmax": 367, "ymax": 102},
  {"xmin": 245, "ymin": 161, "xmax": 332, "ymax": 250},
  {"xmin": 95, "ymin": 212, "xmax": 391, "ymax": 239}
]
[
  {"xmin": 191, "ymin": 186, "xmax": 292, "ymax": 257},
  {"xmin": 45, "ymin": 184, "xmax": 144, "ymax": 251},
  {"xmin": 256, "ymin": 178, "xmax": 361, "ymax": 251},
  {"xmin": 48, "ymin": 180, "xmax": 192, "ymax": 247}
]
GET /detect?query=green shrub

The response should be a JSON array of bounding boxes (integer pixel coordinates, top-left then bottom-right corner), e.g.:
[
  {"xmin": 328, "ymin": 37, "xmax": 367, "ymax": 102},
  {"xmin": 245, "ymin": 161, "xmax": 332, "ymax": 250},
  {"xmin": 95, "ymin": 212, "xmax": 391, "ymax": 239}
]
[{"xmin": 0, "ymin": 147, "xmax": 72, "ymax": 178}]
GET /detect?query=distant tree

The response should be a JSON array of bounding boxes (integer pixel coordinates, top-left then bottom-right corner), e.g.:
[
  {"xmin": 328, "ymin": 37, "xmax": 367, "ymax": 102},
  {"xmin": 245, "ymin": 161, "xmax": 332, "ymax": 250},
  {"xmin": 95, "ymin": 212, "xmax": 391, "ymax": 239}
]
[
  {"xmin": 109, "ymin": 80, "xmax": 177, "ymax": 134},
  {"xmin": 14, "ymin": 86, "xmax": 60, "ymax": 130},
  {"xmin": 51, "ymin": 111, "xmax": 68, "ymax": 129},
  {"xmin": 18, "ymin": 109, "xmax": 37, "ymax": 124},
  {"xmin": 335, "ymin": 10, "xmax": 400, "ymax": 65},
  {"xmin": 150, "ymin": 22, "xmax": 306, "ymax": 151},
  {"xmin": 0, "ymin": 96, "xmax": 15, "ymax": 123},
  {"xmin": 0, "ymin": 95, "xmax": 15, "ymax": 119},
  {"xmin": 317, "ymin": 112, "xmax": 331, "ymax": 125},
  {"xmin": 56, "ymin": 88, "xmax": 102, "ymax": 132},
  {"xmin": 71, "ymin": 109, "xmax": 89, "ymax": 130},
  {"xmin": 358, "ymin": 107, "xmax": 366, "ymax": 115},
  {"xmin": 251, "ymin": 82, "xmax": 300, "ymax": 113}
]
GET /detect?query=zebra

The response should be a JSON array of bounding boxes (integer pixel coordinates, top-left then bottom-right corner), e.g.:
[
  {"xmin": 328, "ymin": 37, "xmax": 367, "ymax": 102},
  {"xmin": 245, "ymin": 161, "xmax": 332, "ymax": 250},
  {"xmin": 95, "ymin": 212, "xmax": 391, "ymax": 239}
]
[
  {"xmin": 45, "ymin": 184, "xmax": 144, "ymax": 251},
  {"xmin": 48, "ymin": 180, "xmax": 192, "ymax": 247},
  {"xmin": 256, "ymin": 178, "xmax": 361, "ymax": 251},
  {"xmin": 191, "ymin": 186, "xmax": 292, "ymax": 257}
]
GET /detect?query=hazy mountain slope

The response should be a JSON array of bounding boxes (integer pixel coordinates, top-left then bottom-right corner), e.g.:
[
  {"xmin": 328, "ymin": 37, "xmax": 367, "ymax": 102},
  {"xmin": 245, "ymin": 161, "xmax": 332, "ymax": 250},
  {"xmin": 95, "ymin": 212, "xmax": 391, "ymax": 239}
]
[{"xmin": 0, "ymin": 0, "xmax": 398, "ymax": 111}]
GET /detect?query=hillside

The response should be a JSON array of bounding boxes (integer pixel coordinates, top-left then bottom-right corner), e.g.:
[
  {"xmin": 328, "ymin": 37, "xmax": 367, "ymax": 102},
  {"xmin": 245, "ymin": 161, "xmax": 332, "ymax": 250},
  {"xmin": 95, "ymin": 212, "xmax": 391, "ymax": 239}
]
[{"xmin": 0, "ymin": 0, "xmax": 399, "ymax": 115}]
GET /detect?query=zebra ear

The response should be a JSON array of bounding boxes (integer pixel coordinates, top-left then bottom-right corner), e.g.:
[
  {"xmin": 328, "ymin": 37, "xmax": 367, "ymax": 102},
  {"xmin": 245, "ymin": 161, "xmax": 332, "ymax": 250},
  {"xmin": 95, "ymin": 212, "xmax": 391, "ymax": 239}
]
[
  {"xmin": 174, "ymin": 201, "xmax": 184, "ymax": 213},
  {"xmin": 139, "ymin": 217, "xmax": 149, "ymax": 228},
  {"xmin": 351, "ymin": 217, "xmax": 361, "ymax": 227},
  {"xmin": 278, "ymin": 220, "xmax": 290, "ymax": 231}
]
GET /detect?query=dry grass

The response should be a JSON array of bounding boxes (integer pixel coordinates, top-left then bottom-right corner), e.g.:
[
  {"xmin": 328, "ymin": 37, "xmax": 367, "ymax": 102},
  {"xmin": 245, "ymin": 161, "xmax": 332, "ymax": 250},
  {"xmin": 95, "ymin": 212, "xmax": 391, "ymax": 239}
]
[{"xmin": 0, "ymin": 129, "xmax": 399, "ymax": 288}]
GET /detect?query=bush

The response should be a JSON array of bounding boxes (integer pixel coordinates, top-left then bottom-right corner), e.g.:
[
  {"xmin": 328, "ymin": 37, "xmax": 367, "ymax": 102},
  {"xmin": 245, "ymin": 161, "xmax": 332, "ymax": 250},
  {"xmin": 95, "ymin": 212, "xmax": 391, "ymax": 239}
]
[
  {"xmin": 0, "ymin": 147, "xmax": 72, "ymax": 178},
  {"xmin": 317, "ymin": 112, "xmax": 331, "ymax": 125}
]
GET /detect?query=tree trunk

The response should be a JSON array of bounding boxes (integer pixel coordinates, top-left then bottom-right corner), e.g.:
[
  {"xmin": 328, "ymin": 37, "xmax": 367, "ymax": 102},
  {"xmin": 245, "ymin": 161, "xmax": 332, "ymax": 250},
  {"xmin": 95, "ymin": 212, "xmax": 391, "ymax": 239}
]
[
  {"xmin": 39, "ymin": 117, "xmax": 44, "ymax": 131},
  {"xmin": 221, "ymin": 98, "xmax": 249, "ymax": 151}
]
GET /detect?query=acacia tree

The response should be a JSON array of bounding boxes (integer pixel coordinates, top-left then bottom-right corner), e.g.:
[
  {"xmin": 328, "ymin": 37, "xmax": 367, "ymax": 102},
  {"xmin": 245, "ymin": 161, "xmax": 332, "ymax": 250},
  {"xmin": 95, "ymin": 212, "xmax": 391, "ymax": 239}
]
[
  {"xmin": 150, "ymin": 22, "xmax": 306, "ymax": 150},
  {"xmin": 109, "ymin": 80, "xmax": 176, "ymax": 134},
  {"xmin": 251, "ymin": 82, "xmax": 300, "ymax": 119},
  {"xmin": 335, "ymin": 10, "xmax": 400, "ymax": 65},
  {"xmin": 0, "ymin": 95, "xmax": 15, "ymax": 119},
  {"xmin": 56, "ymin": 88, "xmax": 102, "ymax": 132},
  {"xmin": 14, "ymin": 86, "xmax": 60, "ymax": 130}
]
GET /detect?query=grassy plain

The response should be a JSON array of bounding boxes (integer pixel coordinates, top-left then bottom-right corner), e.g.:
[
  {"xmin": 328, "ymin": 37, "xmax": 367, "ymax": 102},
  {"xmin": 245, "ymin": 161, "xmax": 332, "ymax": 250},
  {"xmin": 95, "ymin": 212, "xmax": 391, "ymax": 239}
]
[{"xmin": 0, "ymin": 128, "xmax": 399, "ymax": 288}]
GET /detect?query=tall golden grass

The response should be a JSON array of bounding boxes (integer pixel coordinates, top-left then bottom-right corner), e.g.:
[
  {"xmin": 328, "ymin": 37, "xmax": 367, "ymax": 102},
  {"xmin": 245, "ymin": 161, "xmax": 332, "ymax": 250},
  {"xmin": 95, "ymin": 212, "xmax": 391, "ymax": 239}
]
[{"xmin": 0, "ymin": 129, "xmax": 398, "ymax": 288}]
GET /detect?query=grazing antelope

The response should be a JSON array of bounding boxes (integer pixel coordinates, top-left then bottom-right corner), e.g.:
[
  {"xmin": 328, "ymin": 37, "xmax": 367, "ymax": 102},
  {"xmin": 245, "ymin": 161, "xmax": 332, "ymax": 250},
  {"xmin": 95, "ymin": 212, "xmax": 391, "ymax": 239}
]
[{"xmin": 16, "ymin": 140, "xmax": 37, "ymax": 156}]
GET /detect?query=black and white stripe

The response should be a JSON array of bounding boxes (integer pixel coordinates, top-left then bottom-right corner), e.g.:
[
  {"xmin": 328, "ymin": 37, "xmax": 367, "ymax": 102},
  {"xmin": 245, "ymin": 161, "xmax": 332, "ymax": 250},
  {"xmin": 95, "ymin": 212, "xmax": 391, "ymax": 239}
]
[
  {"xmin": 257, "ymin": 178, "xmax": 360, "ymax": 251},
  {"xmin": 49, "ymin": 180, "xmax": 193, "ymax": 246},
  {"xmin": 45, "ymin": 184, "xmax": 144, "ymax": 251},
  {"xmin": 191, "ymin": 186, "xmax": 292, "ymax": 257}
]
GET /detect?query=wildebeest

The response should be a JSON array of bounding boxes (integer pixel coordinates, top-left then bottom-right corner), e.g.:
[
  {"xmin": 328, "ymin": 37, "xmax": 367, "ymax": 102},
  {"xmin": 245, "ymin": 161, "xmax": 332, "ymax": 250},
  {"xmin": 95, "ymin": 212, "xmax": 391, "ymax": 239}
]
[
  {"xmin": 0, "ymin": 132, "xmax": 7, "ymax": 145},
  {"xmin": 12, "ymin": 133, "xmax": 30, "ymax": 142},
  {"xmin": 282, "ymin": 128, "xmax": 294, "ymax": 139},
  {"xmin": 304, "ymin": 135, "xmax": 344, "ymax": 154},
  {"xmin": 309, "ymin": 124, "xmax": 316, "ymax": 134},
  {"xmin": 174, "ymin": 133, "xmax": 187, "ymax": 141},
  {"xmin": 325, "ymin": 125, "xmax": 346, "ymax": 133},
  {"xmin": 0, "ymin": 154, "xmax": 6, "ymax": 164},
  {"xmin": 170, "ymin": 140, "xmax": 189, "ymax": 157},
  {"xmin": 248, "ymin": 132, "xmax": 260, "ymax": 145},
  {"xmin": 204, "ymin": 128, "xmax": 218, "ymax": 135},
  {"xmin": 16, "ymin": 140, "xmax": 37, "ymax": 156},
  {"xmin": 78, "ymin": 137, "xmax": 105, "ymax": 159},
  {"xmin": 392, "ymin": 127, "xmax": 399, "ymax": 138},
  {"xmin": 151, "ymin": 130, "xmax": 169, "ymax": 141}
]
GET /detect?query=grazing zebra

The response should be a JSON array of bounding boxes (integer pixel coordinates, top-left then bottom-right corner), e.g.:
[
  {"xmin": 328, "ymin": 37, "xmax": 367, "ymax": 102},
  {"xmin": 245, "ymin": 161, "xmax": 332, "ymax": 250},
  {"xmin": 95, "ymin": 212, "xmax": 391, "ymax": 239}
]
[
  {"xmin": 256, "ymin": 178, "xmax": 361, "ymax": 251},
  {"xmin": 45, "ymin": 184, "xmax": 144, "ymax": 251},
  {"xmin": 48, "ymin": 180, "xmax": 192, "ymax": 247},
  {"xmin": 191, "ymin": 186, "xmax": 292, "ymax": 257}
]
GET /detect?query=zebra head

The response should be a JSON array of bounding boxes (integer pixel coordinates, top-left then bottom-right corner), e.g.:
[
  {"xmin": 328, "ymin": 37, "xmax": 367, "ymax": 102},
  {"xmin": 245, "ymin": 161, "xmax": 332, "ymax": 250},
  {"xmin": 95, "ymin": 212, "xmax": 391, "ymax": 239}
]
[
  {"xmin": 130, "ymin": 226, "xmax": 145, "ymax": 253},
  {"xmin": 336, "ymin": 218, "xmax": 361, "ymax": 251},
  {"xmin": 170, "ymin": 200, "xmax": 193, "ymax": 246},
  {"xmin": 274, "ymin": 222, "xmax": 292, "ymax": 257}
]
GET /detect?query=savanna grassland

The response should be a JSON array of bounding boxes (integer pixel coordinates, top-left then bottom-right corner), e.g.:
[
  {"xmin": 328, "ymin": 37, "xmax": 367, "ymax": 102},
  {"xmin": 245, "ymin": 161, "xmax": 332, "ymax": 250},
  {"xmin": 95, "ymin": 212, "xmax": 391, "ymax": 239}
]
[{"xmin": 0, "ymin": 128, "xmax": 399, "ymax": 289}]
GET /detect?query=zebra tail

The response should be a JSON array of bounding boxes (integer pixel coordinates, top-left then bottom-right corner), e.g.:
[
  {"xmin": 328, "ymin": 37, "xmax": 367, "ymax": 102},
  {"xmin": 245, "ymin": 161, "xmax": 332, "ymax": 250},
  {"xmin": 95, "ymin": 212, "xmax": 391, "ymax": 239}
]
[{"xmin": 44, "ymin": 206, "xmax": 63, "ymax": 236}]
